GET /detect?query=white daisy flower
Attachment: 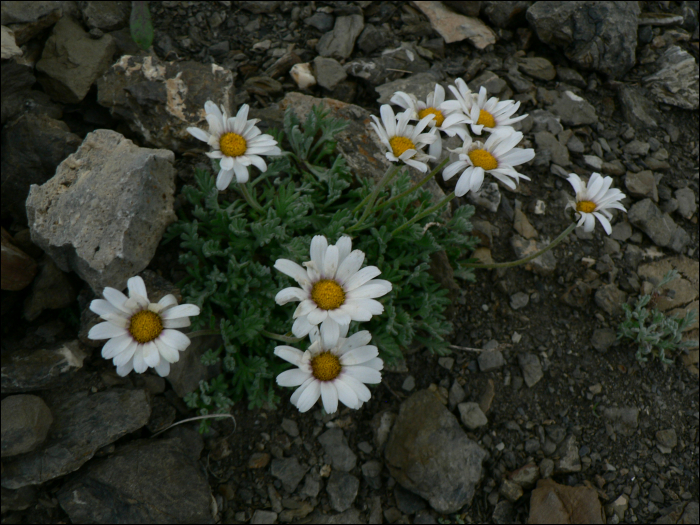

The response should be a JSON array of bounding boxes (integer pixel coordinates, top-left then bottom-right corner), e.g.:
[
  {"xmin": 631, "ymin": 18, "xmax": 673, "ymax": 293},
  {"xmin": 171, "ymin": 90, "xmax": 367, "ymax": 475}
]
[
  {"xmin": 369, "ymin": 104, "xmax": 438, "ymax": 173},
  {"xmin": 274, "ymin": 235, "xmax": 392, "ymax": 347},
  {"xmin": 187, "ymin": 101, "xmax": 281, "ymax": 190},
  {"xmin": 442, "ymin": 130, "xmax": 535, "ymax": 196},
  {"xmin": 566, "ymin": 172, "xmax": 627, "ymax": 234},
  {"xmin": 390, "ymin": 84, "xmax": 469, "ymax": 158},
  {"xmin": 88, "ymin": 276, "xmax": 200, "ymax": 377},
  {"xmin": 443, "ymin": 80, "xmax": 527, "ymax": 135},
  {"xmin": 275, "ymin": 326, "xmax": 383, "ymax": 413}
]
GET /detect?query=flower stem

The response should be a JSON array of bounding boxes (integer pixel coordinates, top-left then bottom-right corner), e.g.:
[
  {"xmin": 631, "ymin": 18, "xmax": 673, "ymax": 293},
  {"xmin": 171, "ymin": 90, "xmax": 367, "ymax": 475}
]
[
  {"xmin": 239, "ymin": 183, "xmax": 265, "ymax": 213},
  {"xmin": 375, "ymin": 157, "xmax": 450, "ymax": 213},
  {"xmin": 261, "ymin": 330, "xmax": 305, "ymax": 344},
  {"xmin": 391, "ymin": 191, "xmax": 455, "ymax": 236},
  {"xmin": 464, "ymin": 222, "xmax": 576, "ymax": 269},
  {"xmin": 348, "ymin": 165, "xmax": 400, "ymax": 232}
]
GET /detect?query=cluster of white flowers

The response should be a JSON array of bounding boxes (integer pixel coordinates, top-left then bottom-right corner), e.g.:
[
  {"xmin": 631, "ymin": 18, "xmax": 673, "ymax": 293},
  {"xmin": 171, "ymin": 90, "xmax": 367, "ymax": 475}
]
[{"xmin": 274, "ymin": 235, "xmax": 391, "ymax": 413}]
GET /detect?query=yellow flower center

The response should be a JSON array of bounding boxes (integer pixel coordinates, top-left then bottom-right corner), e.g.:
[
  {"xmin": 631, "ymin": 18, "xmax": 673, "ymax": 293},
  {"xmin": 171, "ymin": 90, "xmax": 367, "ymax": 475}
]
[
  {"xmin": 311, "ymin": 351, "xmax": 342, "ymax": 381},
  {"xmin": 577, "ymin": 200, "xmax": 597, "ymax": 214},
  {"xmin": 389, "ymin": 136, "xmax": 415, "ymax": 158},
  {"xmin": 476, "ymin": 109, "xmax": 496, "ymax": 128},
  {"xmin": 129, "ymin": 310, "xmax": 163, "ymax": 344},
  {"xmin": 468, "ymin": 149, "xmax": 499, "ymax": 170},
  {"xmin": 418, "ymin": 107, "xmax": 445, "ymax": 127},
  {"xmin": 311, "ymin": 280, "xmax": 345, "ymax": 310},
  {"xmin": 219, "ymin": 132, "xmax": 247, "ymax": 157}
]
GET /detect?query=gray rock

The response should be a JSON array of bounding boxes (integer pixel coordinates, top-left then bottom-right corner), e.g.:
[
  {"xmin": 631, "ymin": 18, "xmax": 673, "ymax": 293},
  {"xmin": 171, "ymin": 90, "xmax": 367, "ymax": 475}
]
[
  {"xmin": 505, "ymin": 68, "xmax": 535, "ymax": 93},
  {"xmin": 591, "ymin": 328, "xmax": 617, "ymax": 352},
  {"xmin": 78, "ymin": 1, "xmax": 129, "ymax": 31},
  {"xmin": 316, "ymin": 14, "xmax": 364, "ymax": 60},
  {"xmin": 1, "ymin": 389, "xmax": 151, "ymax": 489},
  {"xmin": 517, "ymin": 57, "xmax": 556, "ymax": 81},
  {"xmin": 583, "ymin": 155, "xmax": 603, "ymax": 170},
  {"xmin": 346, "ymin": 45, "xmax": 430, "ymax": 86},
  {"xmin": 675, "ymin": 187, "xmax": 697, "ymax": 219},
  {"xmin": 313, "ymin": 57, "xmax": 347, "ymax": 91},
  {"xmin": 318, "ymin": 428, "xmax": 357, "ymax": 472},
  {"xmin": 617, "ymin": 85, "xmax": 660, "ymax": 129},
  {"xmin": 304, "ymin": 12, "xmax": 334, "ymax": 33},
  {"xmin": 539, "ymin": 458, "xmax": 555, "ymax": 478},
  {"xmin": 1, "ymin": 485, "xmax": 38, "ymax": 513},
  {"xmin": 326, "ymin": 471, "xmax": 359, "ymax": 512},
  {"xmin": 458, "ymin": 402, "xmax": 488, "ymax": 430},
  {"xmin": 549, "ymin": 91, "xmax": 598, "ymax": 126},
  {"xmin": 167, "ymin": 332, "xmax": 222, "ymax": 397},
  {"xmin": 526, "ymin": 1, "xmax": 639, "ymax": 78},
  {"xmin": 530, "ymin": 110, "xmax": 563, "ymax": 135},
  {"xmin": 384, "ymin": 390, "xmax": 487, "ymax": 513},
  {"xmin": 251, "ymin": 510, "xmax": 278, "ymax": 524},
  {"xmin": 478, "ymin": 350, "xmax": 505, "ymax": 372},
  {"xmin": 554, "ymin": 435, "xmax": 581, "ymax": 473},
  {"xmin": 510, "ymin": 234, "xmax": 558, "ymax": 275},
  {"xmin": 375, "ymin": 71, "xmax": 441, "ymax": 104},
  {"xmin": 535, "ymin": 131, "xmax": 570, "ymax": 166},
  {"xmin": 469, "ymin": 70, "xmax": 508, "ymax": 96},
  {"xmin": 394, "ymin": 484, "xmax": 427, "ymax": 514},
  {"xmin": 518, "ymin": 353, "xmax": 543, "ymax": 387},
  {"xmin": 623, "ymin": 140, "xmax": 651, "ymax": 157},
  {"xmin": 510, "ymin": 292, "xmax": 530, "ymax": 310},
  {"xmin": 482, "ymin": 1, "xmax": 530, "ymax": 28},
  {"xmin": 270, "ymin": 457, "xmax": 309, "ymax": 493},
  {"xmin": 500, "ymin": 479, "xmax": 524, "ymax": 502},
  {"xmin": 492, "ymin": 500, "xmax": 515, "ymax": 524},
  {"xmin": 0, "ymin": 113, "xmax": 81, "ymax": 224},
  {"xmin": 26, "ymin": 130, "xmax": 176, "ymax": 293},
  {"xmin": 625, "ymin": 171, "xmax": 658, "ymax": 201},
  {"xmin": 469, "ymin": 182, "xmax": 502, "ymax": 213},
  {"xmin": 603, "ymin": 407, "xmax": 639, "ymax": 437},
  {"xmin": 557, "ymin": 67, "xmax": 586, "ymax": 88},
  {"xmin": 57, "ymin": 437, "xmax": 213, "ymax": 523},
  {"xmin": 1, "ymin": 395, "xmax": 53, "ymax": 457},
  {"xmin": 1, "ymin": 340, "xmax": 89, "ymax": 394},
  {"xmin": 628, "ymin": 199, "xmax": 688, "ymax": 252},
  {"xmin": 414, "ymin": 1, "xmax": 496, "ymax": 48},
  {"xmin": 281, "ymin": 418, "xmax": 299, "ymax": 438},
  {"xmin": 402, "ymin": 375, "xmax": 416, "ymax": 392},
  {"xmin": 643, "ymin": 46, "xmax": 699, "ymax": 110},
  {"xmin": 654, "ymin": 502, "xmax": 699, "ymax": 525},
  {"xmin": 656, "ymin": 428, "xmax": 677, "ymax": 451},
  {"xmin": 594, "ymin": 284, "xmax": 627, "ymax": 317},
  {"xmin": 300, "ymin": 471, "xmax": 322, "ymax": 499},
  {"xmin": 23, "ymin": 256, "xmax": 77, "ymax": 321},
  {"xmin": 611, "ymin": 221, "xmax": 633, "ymax": 242},
  {"xmin": 510, "ymin": 463, "xmax": 540, "ymax": 489},
  {"xmin": 443, "ymin": 1, "xmax": 482, "ymax": 17},
  {"xmin": 1, "ymin": 231, "xmax": 38, "ymax": 292},
  {"xmin": 372, "ymin": 410, "xmax": 396, "ymax": 451},
  {"xmin": 448, "ymin": 380, "xmax": 466, "ymax": 410},
  {"xmin": 36, "ymin": 17, "xmax": 116, "ymax": 103},
  {"xmin": 307, "ymin": 506, "xmax": 364, "ymax": 524},
  {"xmin": 240, "ymin": 1, "xmax": 280, "ymax": 14},
  {"xmin": 356, "ymin": 24, "xmax": 391, "ymax": 54}
]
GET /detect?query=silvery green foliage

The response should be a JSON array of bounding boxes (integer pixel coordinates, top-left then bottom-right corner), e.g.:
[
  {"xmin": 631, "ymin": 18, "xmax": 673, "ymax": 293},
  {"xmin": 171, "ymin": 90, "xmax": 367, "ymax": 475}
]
[
  {"xmin": 618, "ymin": 270, "xmax": 698, "ymax": 365},
  {"xmin": 164, "ymin": 106, "xmax": 478, "ymax": 426}
]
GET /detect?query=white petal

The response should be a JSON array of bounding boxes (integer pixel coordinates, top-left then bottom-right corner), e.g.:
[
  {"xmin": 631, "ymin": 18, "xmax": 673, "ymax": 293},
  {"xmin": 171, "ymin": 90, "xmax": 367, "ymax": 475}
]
[
  {"xmin": 292, "ymin": 315, "xmax": 314, "ymax": 337},
  {"xmin": 127, "ymin": 276, "xmax": 148, "ymax": 300},
  {"xmin": 328, "ymin": 308, "xmax": 351, "ymax": 326},
  {"xmin": 124, "ymin": 294, "xmax": 149, "ymax": 311},
  {"xmin": 335, "ymin": 378, "xmax": 360, "ymax": 409},
  {"xmin": 320, "ymin": 382, "xmax": 339, "ymax": 414},
  {"xmin": 339, "ymin": 331, "xmax": 373, "ymax": 354},
  {"xmin": 343, "ymin": 302, "xmax": 373, "ymax": 322},
  {"xmin": 344, "ymin": 365, "xmax": 382, "ymax": 384},
  {"xmin": 347, "ymin": 279, "xmax": 392, "ymax": 299},
  {"xmin": 143, "ymin": 341, "xmax": 160, "ymax": 367},
  {"xmin": 160, "ymin": 303, "xmax": 200, "ymax": 319},
  {"xmin": 335, "ymin": 236, "xmax": 352, "ymax": 265},
  {"xmin": 293, "ymin": 299, "xmax": 316, "ymax": 319},
  {"xmin": 443, "ymin": 160, "xmax": 467, "ymax": 181},
  {"xmin": 102, "ymin": 287, "xmax": 131, "ymax": 313},
  {"xmin": 274, "ymin": 346, "xmax": 305, "ymax": 366},
  {"xmin": 335, "ymin": 250, "xmax": 365, "ymax": 285},
  {"xmin": 323, "ymin": 245, "xmax": 339, "ymax": 279},
  {"xmin": 89, "ymin": 322, "xmax": 127, "ymax": 340},
  {"xmin": 277, "ymin": 368, "xmax": 311, "ymax": 387},
  {"xmin": 133, "ymin": 347, "xmax": 147, "ymax": 373},
  {"xmin": 220, "ymin": 155, "xmax": 234, "ymax": 170},
  {"xmin": 157, "ymin": 294, "xmax": 178, "ymax": 311},
  {"xmin": 351, "ymin": 298, "xmax": 384, "ymax": 315},
  {"xmin": 163, "ymin": 317, "xmax": 191, "ymax": 329},
  {"xmin": 364, "ymin": 357, "xmax": 384, "ymax": 371},
  {"xmin": 113, "ymin": 340, "xmax": 138, "ymax": 367},
  {"xmin": 320, "ymin": 318, "xmax": 340, "ymax": 348},
  {"xmin": 154, "ymin": 360, "xmax": 171, "ymax": 377},
  {"xmin": 343, "ymin": 266, "xmax": 382, "ymax": 291},
  {"xmin": 101, "ymin": 333, "xmax": 133, "ymax": 359},
  {"xmin": 233, "ymin": 161, "xmax": 249, "ymax": 183},
  {"xmin": 274, "ymin": 259, "xmax": 310, "ymax": 287},
  {"xmin": 154, "ymin": 338, "xmax": 180, "ymax": 363},
  {"xmin": 582, "ymin": 213, "xmax": 596, "ymax": 232},
  {"xmin": 339, "ymin": 374, "xmax": 371, "ymax": 402},
  {"xmin": 454, "ymin": 171, "xmax": 473, "ymax": 197},
  {"xmin": 90, "ymin": 299, "xmax": 127, "ymax": 321},
  {"xmin": 340, "ymin": 345, "xmax": 379, "ymax": 366},
  {"xmin": 593, "ymin": 212, "xmax": 612, "ymax": 235},
  {"xmin": 307, "ymin": 308, "xmax": 328, "ymax": 325},
  {"xmin": 380, "ymin": 105, "xmax": 396, "ymax": 137},
  {"xmin": 187, "ymin": 127, "xmax": 210, "ymax": 143},
  {"xmin": 216, "ymin": 169, "xmax": 234, "ymax": 190},
  {"xmin": 115, "ymin": 358, "xmax": 134, "ymax": 377},
  {"xmin": 159, "ymin": 329, "xmax": 191, "ymax": 351},
  {"xmin": 248, "ymin": 154, "xmax": 268, "ymax": 172},
  {"xmin": 290, "ymin": 376, "xmax": 315, "ymax": 406},
  {"xmin": 296, "ymin": 380, "xmax": 321, "ymax": 412},
  {"xmin": 275, "ymin": 287, "xmax": 306, "ymax": 305},
  {"xmin": 310, "ymin": 236, "xmax": 328, "ymax": 270}
]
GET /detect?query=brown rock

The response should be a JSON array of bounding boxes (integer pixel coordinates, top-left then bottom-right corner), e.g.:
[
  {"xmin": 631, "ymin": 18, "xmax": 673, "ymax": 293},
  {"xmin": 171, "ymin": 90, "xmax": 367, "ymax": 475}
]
[
  {"xmin": 514, "ymin": 208, "xmax": 538, "ymax": 239},
  {"xmin": 528, "ymin": 478, "xmax": 604, "ymax": 524},
  {"xmin": 1, "ymin": 228, "xmax": 38, "ymax": 291},
  {"xmin": 413, "ymin": 1, "xmax": 497, "ymax": 48}
]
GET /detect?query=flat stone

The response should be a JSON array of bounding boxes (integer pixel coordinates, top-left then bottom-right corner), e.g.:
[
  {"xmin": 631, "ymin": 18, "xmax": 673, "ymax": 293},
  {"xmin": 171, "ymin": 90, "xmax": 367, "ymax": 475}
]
[
  {"xmin": 529, "ymin": 478, "xmax": 604, "ymax": 523},
  {"xmin": 617, "ymin": 85, "xmax": 660, "ymax": 130},
  {"xmin": 623, "ymin": 140, "xmax": 651, "ymax": 157},
  {"xmin": 1, "ymin": 229, "xmax": 38, "ymax": 291},
  {"xmin": 251, "ymin": 510, "xmax": 278, "ymax": 524},
  {"xmin": 356, "ymin": 24, "xmax": 391, "ymax": 54},
  {"xmin": 591, "ymin": 328, "xmax": 617, "ymax": 352},
  {"xmin": 554, "ymin": 435, "xmax": 581, "ymax": 474},
  {"xmin": 625, "ymin": 171, "xmax": 658, "ymax": 201},
  {"xmin": 518, "ymin": 353, "xmax": 543, "ymax": 387},
  {"xmin": 1, "ymin": 389, "xmax": 151, "ymax": 489},
  {"xmin": 57, "ymin": 437, "xmax": 213, "ymax": 523},
  {"xmin": 469, "ymin": 182, "xmax": 501, "ymax": 213},
  {"xmin": 394, "ymin": 484, "xmax": 427, "ymax": 514},
  {"xmin": 375, "ymin": 72, "xmax": 441, "ymax": 105},
  {"xmin": 509, "ymin": 463, "xmax": 540, "ymax": 489},
  {"xmin": 603, "ymin": 407, "xmax": 639, "ymax": 437},
  {"xmin": 628, "ymin": 199, "xmax": 687, "ymax": 252},
  {"xmin": 513, "ymin": 209, "xmax": 538, "ymax": 240},
  {"xmin": 270, "ymin": 458, "xmax": 309, "ymax": 493},
  {"xmin": 26, "ymin": 130, "xmax": 176, "ymax": 293},
  {"xmin": 478, "ymin": 350, "xmax": 505, "ymax": 372},
  {"xmin": 655, "ymin": 502, "xmax": 699, "ymax": 525},
  {"xmin": 594, "ymin": 284, "xmax": 627, "ymax": 317},
  {"xmin": 23, "ymin": 256, "xmax": 77, "ymax": 321},
  {"xmin": 385, "ymin": 390, "xmax": 487, "ymax": 513},
  {"xmin": 372, "ymin": 410, "xmax": 396, "ymax": 451},
  {"xmin": 643, "ymin": 46, "xmax": 699, "ymax": 110},
  {"xmin": 304, "ymin": 12, "xmax": 334, "ymax": 33},
  {"xmin": 510, "ymin": 292, "xmax": 530, "ymax": 310},
  {"xmin": 413, "ymin": 1, "xmax": 496, "ymax": 48},
  {"xmin": 510, "ymin": 234, "xmax": 558, "ymax": 275},
  {"xmin": 549, "ymin": 91, "xmax": 598, "ymax": 126},
  {"xmin": 345, "ymin": 44, "xmax": 430, "ymax": 86},
  {"xmin": 526, "ymin": 1, "xmax": 639, "ymax": 79},
  {"xmin": 316, "ymin": 14, "xmax": 364, "ymax": 59},
  {"xmin": 1, "ymin": 395, "xmax": 53, "ymax": 457},
  {"xmin": 36, "ymin": 17, "xmax": 116, "ymax": 103},
  {"xmin": 458, "ymin": 402, "xmax": 488, "ymax": 430},
  {"xmin": 402, "ymin": 375, "xmax": 416, "ymax": 392},
  {"xmin": 530, "ymin": 110, "xmax": 563, "ymax": 135},
  {"xmin": 481, "ymin": 1, "xmax": 530, "ymax": 28},
  {"xmin": 448, "ymin": 381, "xmax": 466, "ymax": 410},
  {"xmin": 500, "ymin": 479, "xmax": 524, "ymax": 502},
  {"xmin": 313, "ymin": 56, "xmax": 347, "ymax": 91},
  {"xmin": 535, "ymin": 130, "xmax": 570, "ymax": 166},
  {"xmin": 517, "ymin": 57, "xmax": 556, "ymax": 81},
  {"xmin": 326, "ymin": 471, "xmax": 359, "ymax": 512},
  {"xmin": 656, "ymin": 429, "xmax": 677, "ymax": 451},
  {"xmin": 281, "ymin": 418, "xmax": 299, "ymax": 438},
  {"xmin": 318, "ymin": 428, "xmax": 357, "ymax": 472},
  {"xmin": 675, "ymin": 187, "xmax": 697, "ymax": 219}
]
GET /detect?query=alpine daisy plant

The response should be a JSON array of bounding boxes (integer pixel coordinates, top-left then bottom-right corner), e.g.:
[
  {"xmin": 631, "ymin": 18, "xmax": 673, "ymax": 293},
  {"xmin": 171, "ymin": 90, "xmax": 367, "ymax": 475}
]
[{"xmin": 566, "ymin": 172, "xmax": 627, "ymax": 234}]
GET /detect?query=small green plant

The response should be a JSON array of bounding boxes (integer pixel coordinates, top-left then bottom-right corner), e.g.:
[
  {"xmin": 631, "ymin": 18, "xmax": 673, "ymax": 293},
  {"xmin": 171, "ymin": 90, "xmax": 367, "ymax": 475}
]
[
  {"xmin": 165, "ymin": 106, "xmax": 478, "ymax": 423},
  {"xmin": 130, "ymin": 1, "xmax": 154, "ymax": 51},
  {"xmin": 618, "ymin": 270, "xmax": 698, "ymax": 364}
]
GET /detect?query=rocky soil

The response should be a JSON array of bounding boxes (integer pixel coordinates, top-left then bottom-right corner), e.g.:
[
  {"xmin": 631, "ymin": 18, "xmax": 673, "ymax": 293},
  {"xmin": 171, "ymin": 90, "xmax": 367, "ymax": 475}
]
[{"xmin": 1, "ymin": 1, "xmax": 699, "ymax": 524}]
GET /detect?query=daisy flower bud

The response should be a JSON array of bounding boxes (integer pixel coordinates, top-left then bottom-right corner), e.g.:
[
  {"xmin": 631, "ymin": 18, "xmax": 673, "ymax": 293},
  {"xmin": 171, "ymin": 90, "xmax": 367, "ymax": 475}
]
[
  {"xmin": 566, "ymin": 172, "xmax": 627, "ymax": 234},
  {"xmin": 187, "ymin": 101, "xmax": 281, "ymax": 190},
  {"xmin": 88, "ymin": 276, "xmax": 200, "ymax": 377}
]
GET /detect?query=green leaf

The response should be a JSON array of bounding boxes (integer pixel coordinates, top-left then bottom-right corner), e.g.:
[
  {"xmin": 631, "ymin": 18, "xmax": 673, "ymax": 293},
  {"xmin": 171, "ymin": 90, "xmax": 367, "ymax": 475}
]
[{"xmin": 130, "ymin": 1, "xmax": 154, "ymax": 51}]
